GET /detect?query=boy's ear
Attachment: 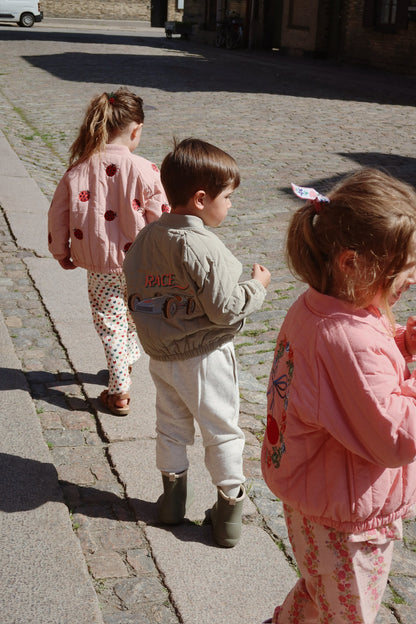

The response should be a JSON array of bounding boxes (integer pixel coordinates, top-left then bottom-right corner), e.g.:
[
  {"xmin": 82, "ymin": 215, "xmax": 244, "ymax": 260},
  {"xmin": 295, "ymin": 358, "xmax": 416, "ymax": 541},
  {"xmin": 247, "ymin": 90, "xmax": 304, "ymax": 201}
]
[{"xmin": 193, "ymin": 190, "xmax": 206, "ymax": 211}]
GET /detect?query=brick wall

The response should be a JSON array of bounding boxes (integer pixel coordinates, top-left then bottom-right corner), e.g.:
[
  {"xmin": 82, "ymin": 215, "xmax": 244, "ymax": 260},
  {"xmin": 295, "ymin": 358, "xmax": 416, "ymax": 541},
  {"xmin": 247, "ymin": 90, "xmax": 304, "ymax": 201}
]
[
  {"xmin": 41, "ymin": 0, "xmax": 183, "ymax": 23},
  {"xmin": 280, "ymin": 0, "xmax": 320, "ymax": 53},
  {"xmin": 343, "ymin": 0, "xmax": 416, "ymax": 74},
  {"xmin": 167, "ymin": 0, "xmax": 184, "ymax": 22}
]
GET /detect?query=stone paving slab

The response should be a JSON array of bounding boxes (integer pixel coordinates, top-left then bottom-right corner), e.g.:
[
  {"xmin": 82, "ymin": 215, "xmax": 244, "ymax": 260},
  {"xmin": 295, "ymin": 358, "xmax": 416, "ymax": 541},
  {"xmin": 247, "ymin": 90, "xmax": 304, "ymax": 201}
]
[
  {"xmin": 147, "ymin": 524, "xmax": 297, "ymax": 624},
  {"xmin": 0, "ymin": 313, "xmax": 104, "ymax": 624},
  {"xmin": 108, "ymin": 438, "xmax": 258, "ymax": 523},
  {"xmin": 25, "ymin": 256, "xmax": 158, "ymax": 441}
]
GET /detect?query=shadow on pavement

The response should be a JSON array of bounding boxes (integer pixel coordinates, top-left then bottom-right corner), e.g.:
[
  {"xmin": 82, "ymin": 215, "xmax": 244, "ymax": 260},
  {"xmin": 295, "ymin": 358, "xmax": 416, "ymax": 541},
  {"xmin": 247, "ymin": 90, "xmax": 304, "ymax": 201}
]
[
  {"xmin": 339, "ymin": 152, "xmax": 416, "ymax": 187},
  {"xmin": 0, "ymin": 28, "xmax": 166, "ymax": 48},
  {"xmin": 19, "ymin": 49, "xmax": 416, "ymax": 105},
  {"xmin": 280, "ymin": 152, "xmax": 416, "ymax": 201},
  {"xmin": 0, "ymin": 366, "xmax": 108, "ymax": 411},
  {"xmin": 0, "ymin": 24, "xmax": 411, "ymax": 104},
  {"xmin": 0, "ymin": 452, "xmax": 217, "ymax": 545}
]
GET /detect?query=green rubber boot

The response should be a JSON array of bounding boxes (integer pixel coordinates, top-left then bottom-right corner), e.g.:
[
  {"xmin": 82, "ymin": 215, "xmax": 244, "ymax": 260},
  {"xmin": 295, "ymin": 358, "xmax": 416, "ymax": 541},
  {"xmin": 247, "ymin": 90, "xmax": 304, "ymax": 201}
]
[
  {"xmin": 210, "ymin": 485, "xmax": 246, "ymax": 548},
  {"xmin": 157, "ymin": 470, "xmax": 188, "ymax": 525}
]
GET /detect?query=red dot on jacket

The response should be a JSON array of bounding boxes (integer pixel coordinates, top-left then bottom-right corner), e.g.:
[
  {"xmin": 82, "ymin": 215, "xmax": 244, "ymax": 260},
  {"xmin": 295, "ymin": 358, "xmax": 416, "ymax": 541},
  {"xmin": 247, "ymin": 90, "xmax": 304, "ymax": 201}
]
[
  {"xmin": 106, "ymin": 164, "xmax": 117, "ymax": 177},
  {"xmin": 79, "ymin": 190, "xmax": 90, "ymax": 202},
  {"xmin": 104, "ymin": 210, "xmax": 117, "ymax": 221}
]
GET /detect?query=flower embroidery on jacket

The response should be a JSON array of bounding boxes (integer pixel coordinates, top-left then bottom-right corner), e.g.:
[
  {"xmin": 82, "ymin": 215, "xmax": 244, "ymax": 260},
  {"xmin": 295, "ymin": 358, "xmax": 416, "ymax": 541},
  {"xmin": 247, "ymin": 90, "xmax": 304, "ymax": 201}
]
[{"xmin": 265, "ymin": 337, "xmax": 294, "ymax": 469}]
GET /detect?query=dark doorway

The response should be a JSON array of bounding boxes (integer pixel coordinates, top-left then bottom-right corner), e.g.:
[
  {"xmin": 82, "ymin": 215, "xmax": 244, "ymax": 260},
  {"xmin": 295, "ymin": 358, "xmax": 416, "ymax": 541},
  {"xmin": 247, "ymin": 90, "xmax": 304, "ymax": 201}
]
[
  {"xmin": 151, "ymin": 0, "xmax": 168, "ymax": 27},
  {"xmin": 263, "ymin": 0, "xmax": 283, "ymax": 48},
  {"xmin": 206, "ymin": 0, "xmax": 218, "ymax": 29}
]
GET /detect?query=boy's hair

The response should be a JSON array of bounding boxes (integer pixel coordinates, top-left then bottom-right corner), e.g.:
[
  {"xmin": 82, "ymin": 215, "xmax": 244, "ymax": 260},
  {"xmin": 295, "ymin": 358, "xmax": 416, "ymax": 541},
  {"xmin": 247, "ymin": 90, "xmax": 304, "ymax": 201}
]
[
  {"xmin": 287, "ymin": 168, "xmax": 416, "ymax": 308},
  {"xmin": 69, "ymin": 87, "xmax": 144, "ymax": 168},
  {"xmin": 160, "ymin": 138, "xmax": 240, "ymax": 207}
]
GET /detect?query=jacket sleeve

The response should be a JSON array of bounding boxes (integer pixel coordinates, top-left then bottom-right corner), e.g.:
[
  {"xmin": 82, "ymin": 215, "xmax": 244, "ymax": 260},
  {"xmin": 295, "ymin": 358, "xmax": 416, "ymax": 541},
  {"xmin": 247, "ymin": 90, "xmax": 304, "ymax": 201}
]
[
  {"xmin": 394, "ymin": 324, "xmax": 416, "ymax": 363},
  {"xmin": 47, "ymin": 175, "xmax": 71, "ymax": 261},
  {"xmin": 186, "ymin": 241, "xmax": 266, "ymax": 325},
  {"xmin": 142, "ymin": 169, "xmax": 169, "ymax": 224},
  {"xmin": 316, "ymin": 320, "xmax": 416, "ymax": 468}
]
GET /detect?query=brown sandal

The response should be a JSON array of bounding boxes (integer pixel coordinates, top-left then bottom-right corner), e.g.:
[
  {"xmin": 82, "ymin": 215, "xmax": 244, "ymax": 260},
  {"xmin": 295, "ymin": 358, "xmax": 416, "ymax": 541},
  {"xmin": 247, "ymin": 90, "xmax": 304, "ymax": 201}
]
[{"xmin": 99, "ymin": 389, "xmax": 130, "ymax": 416}]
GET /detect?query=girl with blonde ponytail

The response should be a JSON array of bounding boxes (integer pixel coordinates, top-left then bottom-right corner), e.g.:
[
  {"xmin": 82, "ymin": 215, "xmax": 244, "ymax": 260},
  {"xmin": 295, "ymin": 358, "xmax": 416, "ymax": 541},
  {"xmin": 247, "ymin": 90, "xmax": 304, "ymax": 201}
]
[{"xmin": 48, "ymin": 87, "xmax": 169, "ymax": 415}]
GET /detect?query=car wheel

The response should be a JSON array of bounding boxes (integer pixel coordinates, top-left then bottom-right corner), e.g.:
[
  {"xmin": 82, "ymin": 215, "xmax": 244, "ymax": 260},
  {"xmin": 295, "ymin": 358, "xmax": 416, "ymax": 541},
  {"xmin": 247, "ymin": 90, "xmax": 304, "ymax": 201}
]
[
  {"xmin": 19, "ymin": 12, "xmax": 35, "ymax": 27},
  {"xmin": 128, "ymin": 294, "xmax": 141, "ymax": 312},
  {"xmin": 164, "ymin": 297, "xmax": 178, "ymax": 318},
  {"xmin": 186, "ymin": 298, "xmax": 196, "ymax": 315}
]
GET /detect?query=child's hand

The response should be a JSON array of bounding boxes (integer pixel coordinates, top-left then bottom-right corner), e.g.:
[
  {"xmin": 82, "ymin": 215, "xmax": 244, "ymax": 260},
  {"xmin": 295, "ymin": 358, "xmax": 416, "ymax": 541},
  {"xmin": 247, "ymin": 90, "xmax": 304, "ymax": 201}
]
[
  {"xmin": 59, "ymin": 257, "xmax": 76, "ymax": 270},
  {"xmin": 405, "ymin": 316, "xmax": 416, "ymax": 355},
  {"xmin": 251, "ymin": 263, "xmax": 271, "ymax": 288}
]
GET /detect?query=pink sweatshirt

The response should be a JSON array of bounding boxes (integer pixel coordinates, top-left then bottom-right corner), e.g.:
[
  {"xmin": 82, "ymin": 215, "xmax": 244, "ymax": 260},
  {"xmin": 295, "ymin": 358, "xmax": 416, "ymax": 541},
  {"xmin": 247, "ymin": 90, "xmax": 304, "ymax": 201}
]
[
  {"xmin": 48, "ymin": 144, "xmax": 169, "ymax": 274},
  {"xmin": 261, "ymin": 287, "xmax": 416, "ymax": 533}
]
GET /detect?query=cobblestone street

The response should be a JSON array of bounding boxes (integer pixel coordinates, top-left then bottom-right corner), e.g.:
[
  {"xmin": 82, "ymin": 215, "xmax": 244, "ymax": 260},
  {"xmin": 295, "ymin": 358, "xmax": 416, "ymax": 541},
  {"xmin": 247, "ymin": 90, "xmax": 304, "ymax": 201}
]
[{"xmin": 1, "ymin": 17, "xmax": 416, "ymax": 623}]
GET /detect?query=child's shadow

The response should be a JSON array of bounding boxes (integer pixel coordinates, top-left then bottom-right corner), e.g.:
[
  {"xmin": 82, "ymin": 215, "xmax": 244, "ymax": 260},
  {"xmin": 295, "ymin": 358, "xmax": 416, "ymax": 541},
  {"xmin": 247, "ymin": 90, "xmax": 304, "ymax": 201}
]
[
  {"xmin": 0, "ymin": 452, "xmax": 216, "ymax": 547},
  {"xmin": 0, "ymin": 366, "xmax": 108, "ymax": 412}
]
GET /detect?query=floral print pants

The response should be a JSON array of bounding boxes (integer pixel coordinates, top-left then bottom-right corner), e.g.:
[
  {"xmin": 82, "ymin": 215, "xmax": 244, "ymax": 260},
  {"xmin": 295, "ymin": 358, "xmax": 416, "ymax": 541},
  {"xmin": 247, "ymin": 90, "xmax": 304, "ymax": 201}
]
[
  {"xmin": 272, "ymin": 504, "xmax": 397, "ymax": 624},
  {"xmin": 87, "ymin": 271, "xmax": 140, "ymax": 394}
]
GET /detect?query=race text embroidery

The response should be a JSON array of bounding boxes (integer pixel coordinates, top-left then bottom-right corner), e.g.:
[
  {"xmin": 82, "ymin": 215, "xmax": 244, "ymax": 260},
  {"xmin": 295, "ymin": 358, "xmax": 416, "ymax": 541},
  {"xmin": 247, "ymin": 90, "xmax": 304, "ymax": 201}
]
[{"xmin": 145, "ymin": 273, "xmax": 177, "ymax": 288}]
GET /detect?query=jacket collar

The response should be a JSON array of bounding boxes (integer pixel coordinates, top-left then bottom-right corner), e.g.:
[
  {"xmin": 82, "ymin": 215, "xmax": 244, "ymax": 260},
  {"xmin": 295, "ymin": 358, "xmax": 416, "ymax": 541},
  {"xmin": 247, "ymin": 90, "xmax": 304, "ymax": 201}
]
[
  {"xmin": 305, "ymin": 287, "xmax": 381, "ymax": 323},
  {"xmin": 158, "ymin": 213, "xmax": 205, "ymax": 229}
]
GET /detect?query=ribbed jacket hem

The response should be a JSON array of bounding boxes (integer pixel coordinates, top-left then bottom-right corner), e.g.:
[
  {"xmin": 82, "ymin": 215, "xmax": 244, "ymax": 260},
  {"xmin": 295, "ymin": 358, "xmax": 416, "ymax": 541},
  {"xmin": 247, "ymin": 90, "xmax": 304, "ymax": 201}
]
[{"xmin": 146, "ymin": 335, "xmax": 234, "ymax": 362}]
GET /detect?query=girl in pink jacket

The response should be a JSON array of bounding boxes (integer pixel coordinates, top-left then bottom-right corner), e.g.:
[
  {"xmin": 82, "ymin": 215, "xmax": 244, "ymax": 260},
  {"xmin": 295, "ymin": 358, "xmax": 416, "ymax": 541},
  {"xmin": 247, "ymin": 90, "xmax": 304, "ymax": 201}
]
[
  {"xmin": 261, "ymin": 168, "xmax": 416, "ymax": 624},
  {"xmin": 48, "ymin": 88, "xmax": 168, "ymax": 415}
]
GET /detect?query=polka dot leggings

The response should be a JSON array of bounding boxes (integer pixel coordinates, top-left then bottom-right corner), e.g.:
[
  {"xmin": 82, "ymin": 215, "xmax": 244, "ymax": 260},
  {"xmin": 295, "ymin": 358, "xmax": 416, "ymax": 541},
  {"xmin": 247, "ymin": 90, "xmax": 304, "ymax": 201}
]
[{"xmin": 87, "ymin": 271, "xmax": 140, "ymax": 395}]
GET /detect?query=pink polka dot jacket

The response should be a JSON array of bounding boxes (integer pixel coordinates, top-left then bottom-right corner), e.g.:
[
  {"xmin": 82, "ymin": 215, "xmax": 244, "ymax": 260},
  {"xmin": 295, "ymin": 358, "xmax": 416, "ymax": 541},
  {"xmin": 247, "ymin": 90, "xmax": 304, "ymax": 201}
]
[{"xmin": 48, "ymin": 144, "xmax": 169, "ymax": 274}]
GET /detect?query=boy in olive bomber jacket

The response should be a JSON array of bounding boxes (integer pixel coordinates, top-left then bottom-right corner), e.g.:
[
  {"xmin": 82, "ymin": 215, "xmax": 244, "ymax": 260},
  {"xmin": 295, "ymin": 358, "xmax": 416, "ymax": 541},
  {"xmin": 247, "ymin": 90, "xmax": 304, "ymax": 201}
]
[{"xmin": 123, "ymin": 138, "xmax": 270, "ymax": 547}]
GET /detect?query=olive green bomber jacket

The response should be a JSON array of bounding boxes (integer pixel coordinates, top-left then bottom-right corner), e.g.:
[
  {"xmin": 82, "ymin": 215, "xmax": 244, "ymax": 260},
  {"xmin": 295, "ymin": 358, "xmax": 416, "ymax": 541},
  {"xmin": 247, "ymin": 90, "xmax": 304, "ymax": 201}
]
[{"xmin": 123, "ymin": 213, "xmax": 266, "ymax": 361}]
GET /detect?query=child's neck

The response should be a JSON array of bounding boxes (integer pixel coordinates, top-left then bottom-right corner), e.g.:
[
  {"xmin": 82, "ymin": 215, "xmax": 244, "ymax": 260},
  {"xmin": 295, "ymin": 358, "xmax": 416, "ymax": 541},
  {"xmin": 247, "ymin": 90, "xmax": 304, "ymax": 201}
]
[
  {"xmin": 108, "ymin": 136, "xmax": 130, "ymax": 147},
  {"xmin": 108, "ymin": 122, "xmax": 142, "ymax": 152},
  {"xmin": 172, "ymin": 205, "xmax": 200, "ymax": 218}
]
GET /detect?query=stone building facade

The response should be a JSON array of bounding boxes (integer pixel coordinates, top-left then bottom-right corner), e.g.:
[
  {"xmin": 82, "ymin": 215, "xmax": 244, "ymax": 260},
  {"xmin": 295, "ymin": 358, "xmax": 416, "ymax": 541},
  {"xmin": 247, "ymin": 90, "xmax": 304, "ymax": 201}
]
[
  {"xmin": 41, "ymin": 0, "xmax": 183, "ymax": 25},
  {"xmin": 183, "ymin": 0, "xmax": 283, "ymax": 48},
  {"xmin": 41, "ymin": 0, "xmax": 416, "ymax": 73},
  {"xmin": 274, "ymin": 0, "xmax": 416, "ymax": 74},
  {"xmin": 184, "ymin": 0, "xmax": 416, "ymax": 74},
  {"xmin": 342, "ymin": 0, "xmax": 416, "ymax": 74}
]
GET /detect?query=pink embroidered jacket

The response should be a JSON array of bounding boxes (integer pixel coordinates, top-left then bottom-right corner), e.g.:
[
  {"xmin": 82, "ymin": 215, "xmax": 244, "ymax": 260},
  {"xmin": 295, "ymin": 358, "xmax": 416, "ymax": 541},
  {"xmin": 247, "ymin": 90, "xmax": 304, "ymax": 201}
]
[
  {"xmin": 261, "ymin": 287, "xmax": 416, "ymax": 533},
  {"xmin": 48, "ymin": 144, "xmax": 168, "ymax": 274}
]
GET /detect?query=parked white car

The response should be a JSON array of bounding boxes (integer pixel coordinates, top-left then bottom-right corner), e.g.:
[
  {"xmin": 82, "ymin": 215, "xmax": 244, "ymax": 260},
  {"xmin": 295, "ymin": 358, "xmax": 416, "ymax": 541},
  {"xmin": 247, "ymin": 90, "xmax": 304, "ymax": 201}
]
[{"xmin": 0, "ymin": 0, "xmax": 43, "ymax": 27}]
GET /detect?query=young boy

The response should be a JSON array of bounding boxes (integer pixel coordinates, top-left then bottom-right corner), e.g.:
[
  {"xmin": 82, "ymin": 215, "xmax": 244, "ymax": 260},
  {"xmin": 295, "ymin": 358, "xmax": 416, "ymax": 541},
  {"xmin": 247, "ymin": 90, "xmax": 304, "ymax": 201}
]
[{"xmin": 123, "ymin": 138, "xmax": 270, "ymax": 547}]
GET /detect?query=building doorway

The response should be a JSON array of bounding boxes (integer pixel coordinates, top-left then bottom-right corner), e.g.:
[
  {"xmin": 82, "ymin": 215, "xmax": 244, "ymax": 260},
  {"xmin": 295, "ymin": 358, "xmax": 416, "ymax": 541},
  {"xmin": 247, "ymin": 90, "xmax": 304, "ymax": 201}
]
[
  {"xmin": 151, "ymin": 0, "xmax": 168, "ymax": 27},
  {"xmin": 263, "ymin": 0, "xmax": 283, "ymax": 48}
]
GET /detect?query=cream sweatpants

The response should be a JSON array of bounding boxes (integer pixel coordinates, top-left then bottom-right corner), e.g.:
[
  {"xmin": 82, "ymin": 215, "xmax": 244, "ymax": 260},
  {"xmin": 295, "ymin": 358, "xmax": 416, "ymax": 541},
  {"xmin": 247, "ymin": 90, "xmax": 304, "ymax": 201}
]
[{"xmin": 149, "ymin": 341, "xmax": 245, "ymax": 489}]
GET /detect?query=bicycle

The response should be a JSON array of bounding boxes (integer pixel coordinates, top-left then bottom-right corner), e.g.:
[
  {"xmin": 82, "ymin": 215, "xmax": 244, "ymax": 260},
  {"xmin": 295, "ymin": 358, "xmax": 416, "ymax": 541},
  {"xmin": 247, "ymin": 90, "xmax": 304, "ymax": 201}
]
[{"xmin": 215, "ymin": 13, "xmax": 244, "ymax": 50}]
